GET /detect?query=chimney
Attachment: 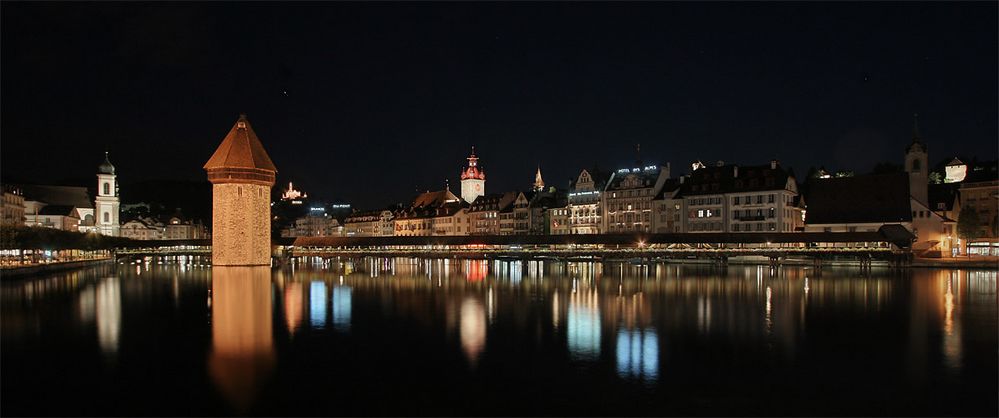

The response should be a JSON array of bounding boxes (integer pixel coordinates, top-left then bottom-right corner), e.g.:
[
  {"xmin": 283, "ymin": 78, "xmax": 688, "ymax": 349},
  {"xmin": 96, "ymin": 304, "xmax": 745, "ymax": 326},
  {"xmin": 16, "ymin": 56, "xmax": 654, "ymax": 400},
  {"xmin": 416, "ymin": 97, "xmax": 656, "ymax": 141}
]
[
  {"xmin": 679, "ymin": 175, "xmax": 685, "ymax": 184},
  {"xmin": 770, "ymin": 159, "xmax": 778, "ymax": 170},
  {"xmin": 733, "ymin": 165, "xmax": 739, "ymax": 178}
]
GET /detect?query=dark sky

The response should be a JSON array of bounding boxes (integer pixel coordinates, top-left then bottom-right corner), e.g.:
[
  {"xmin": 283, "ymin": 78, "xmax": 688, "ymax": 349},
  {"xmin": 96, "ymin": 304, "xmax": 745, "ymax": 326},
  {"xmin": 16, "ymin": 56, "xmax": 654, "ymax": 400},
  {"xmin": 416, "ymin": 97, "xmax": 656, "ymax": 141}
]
[{"xmin": 2, "ymin": 2, "xmax": 996, "ymax": 209}]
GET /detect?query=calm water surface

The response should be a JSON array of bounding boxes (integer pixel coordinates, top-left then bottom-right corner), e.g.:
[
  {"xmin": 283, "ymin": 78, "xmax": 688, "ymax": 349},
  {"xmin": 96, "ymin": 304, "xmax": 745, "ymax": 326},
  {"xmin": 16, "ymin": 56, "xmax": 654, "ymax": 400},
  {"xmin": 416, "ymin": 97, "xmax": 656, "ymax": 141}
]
[{"xmin": 2, "ymin": 258, "xmax": 996, "ymax": 416}]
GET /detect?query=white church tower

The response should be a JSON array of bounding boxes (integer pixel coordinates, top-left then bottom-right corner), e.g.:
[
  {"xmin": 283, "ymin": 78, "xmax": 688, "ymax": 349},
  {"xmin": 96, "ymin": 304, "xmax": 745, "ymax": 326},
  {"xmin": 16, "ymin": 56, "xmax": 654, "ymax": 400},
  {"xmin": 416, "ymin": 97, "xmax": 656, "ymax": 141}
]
[{"xmin": 95, "ymin": 151, "xmax": 120, "ymax": 236}]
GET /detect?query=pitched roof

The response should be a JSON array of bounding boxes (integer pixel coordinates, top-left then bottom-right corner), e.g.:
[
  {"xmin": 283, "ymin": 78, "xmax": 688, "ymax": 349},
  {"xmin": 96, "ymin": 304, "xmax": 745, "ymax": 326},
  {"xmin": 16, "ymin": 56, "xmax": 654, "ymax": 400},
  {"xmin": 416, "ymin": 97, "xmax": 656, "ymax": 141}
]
[
  {"xmin": 678, "ymin": 163, "xmax": 792, "ymax": 197},
  {"xmin": 19, "ymin": 184, "xmax": 93, "ymax": 208},
  {"xmin": 411, "ymin": 189, "xmax": 460, "ymax": 208},
  {"xmin": 804, "ymin": 173, "xmax": 912, "ymax": 224},
  {"xmin": 38, "ymin": 205, "xmax": 79, "ymax": 217},
  {"xmin": 203, "ymin": 114, "xmax": 277, "ymax": 172},
  {"xmin": 606, "ymin": 165, "xmax": 666, "ymax": 191}
]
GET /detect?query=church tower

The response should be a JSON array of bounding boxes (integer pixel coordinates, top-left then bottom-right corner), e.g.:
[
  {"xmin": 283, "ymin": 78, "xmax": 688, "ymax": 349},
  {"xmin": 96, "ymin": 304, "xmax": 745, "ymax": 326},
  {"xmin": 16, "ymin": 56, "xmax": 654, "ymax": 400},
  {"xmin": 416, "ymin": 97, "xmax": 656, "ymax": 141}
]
[
  {"xmin": 533, "ymin": 166, "xmax": 545, "ymax": 192},
  {"xmin": 204, "ymin": 114, "xmax": 278, "ymax": 266},
  {"xmin": 460, "ymin": 147, "xmax": 485, "ymax": 204},
  {"xmin": 904, "ymin": 114, "xmax": 929, "ymax": 205},
  {"xmin": 95, "ymin": 152, "xmax": 120, "ymax": 236}
]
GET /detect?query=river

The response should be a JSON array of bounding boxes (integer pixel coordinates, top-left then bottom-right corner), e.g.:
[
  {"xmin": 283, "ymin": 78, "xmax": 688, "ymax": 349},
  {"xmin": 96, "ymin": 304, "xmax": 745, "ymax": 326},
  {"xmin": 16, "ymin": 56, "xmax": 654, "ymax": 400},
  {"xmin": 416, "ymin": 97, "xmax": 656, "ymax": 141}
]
[{"xmin": 2, "ymin": 257, "xmax": 996, "ymax": 416}]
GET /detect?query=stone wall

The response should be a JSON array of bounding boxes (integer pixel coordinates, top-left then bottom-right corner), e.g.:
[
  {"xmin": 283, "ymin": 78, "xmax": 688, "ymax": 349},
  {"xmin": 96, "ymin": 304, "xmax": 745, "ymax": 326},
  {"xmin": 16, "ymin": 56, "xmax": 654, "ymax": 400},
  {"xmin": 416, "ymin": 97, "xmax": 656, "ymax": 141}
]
[{"xmin": 212, "ymin": 183, "xmax": 271, "ymax": 266}]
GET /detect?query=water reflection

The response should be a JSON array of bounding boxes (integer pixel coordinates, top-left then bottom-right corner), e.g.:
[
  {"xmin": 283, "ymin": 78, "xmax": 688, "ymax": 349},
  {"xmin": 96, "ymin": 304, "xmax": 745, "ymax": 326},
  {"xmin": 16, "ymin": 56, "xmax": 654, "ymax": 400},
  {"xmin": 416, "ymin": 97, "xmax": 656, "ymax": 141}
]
[
  {"xmin": 616, "ymin": 328, "xmax": 658, "ymax": 381},
  {"xmin": 208, "ymin": 267, "xmax": 274, "ymax": 413},
  {"xmin": 460, "ymin": 297, "xmax": 486, "ymax": 367},
  {"xmin": 332, "ymin": 286, "xmax": 352, "ymax": 331},
  {"xmin": 284, "ymin": 281, "xmax": 304, "ymax": 336},
  {"xmin": 96, "ymin": 277, "xmax": 121, "ymax": 355},
  {"xmin": 567, "ymin": 287, "xmax": 600, "ymax": 361},
  {"xmin": 310, "ymin": 281, "xmax": 327, "ymax": 329},
  {"xmin": 1, "ymin": 260, "xmax": 996, "ymax": 416}
]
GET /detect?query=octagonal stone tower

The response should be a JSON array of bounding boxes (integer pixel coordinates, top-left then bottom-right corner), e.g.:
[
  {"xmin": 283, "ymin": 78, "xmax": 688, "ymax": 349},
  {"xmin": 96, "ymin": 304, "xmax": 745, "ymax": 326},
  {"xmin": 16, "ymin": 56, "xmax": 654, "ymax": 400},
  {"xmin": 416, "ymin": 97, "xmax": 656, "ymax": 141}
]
[{"xmin": 204, "ymin": 114, "xmax": 278, "ymax": 266}]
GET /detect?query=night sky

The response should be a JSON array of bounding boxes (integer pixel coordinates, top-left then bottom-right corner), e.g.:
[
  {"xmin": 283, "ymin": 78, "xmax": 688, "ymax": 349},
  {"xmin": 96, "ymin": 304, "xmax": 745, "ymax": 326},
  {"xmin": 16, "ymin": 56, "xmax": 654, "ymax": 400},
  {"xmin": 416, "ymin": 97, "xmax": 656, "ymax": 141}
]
[{"xmin": 2, "ymin": 2, "xmax": 996, "ymax": 209}]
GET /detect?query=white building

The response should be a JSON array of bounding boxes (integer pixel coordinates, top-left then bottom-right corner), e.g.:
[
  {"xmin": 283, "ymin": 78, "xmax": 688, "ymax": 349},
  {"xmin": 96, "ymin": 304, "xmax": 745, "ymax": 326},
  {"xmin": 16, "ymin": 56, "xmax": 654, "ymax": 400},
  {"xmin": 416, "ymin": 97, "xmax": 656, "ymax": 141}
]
[{"xmin": 95, "ymin": 152, "xmax": 121, "ymax": 236}]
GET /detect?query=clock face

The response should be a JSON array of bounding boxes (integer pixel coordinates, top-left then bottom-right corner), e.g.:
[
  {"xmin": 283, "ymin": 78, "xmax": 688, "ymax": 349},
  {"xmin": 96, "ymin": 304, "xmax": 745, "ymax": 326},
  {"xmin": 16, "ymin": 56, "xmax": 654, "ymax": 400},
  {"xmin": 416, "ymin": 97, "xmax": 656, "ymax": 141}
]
[{"xmin": 474, "ymin": 184, "xmax": 481, "ymax": 191}]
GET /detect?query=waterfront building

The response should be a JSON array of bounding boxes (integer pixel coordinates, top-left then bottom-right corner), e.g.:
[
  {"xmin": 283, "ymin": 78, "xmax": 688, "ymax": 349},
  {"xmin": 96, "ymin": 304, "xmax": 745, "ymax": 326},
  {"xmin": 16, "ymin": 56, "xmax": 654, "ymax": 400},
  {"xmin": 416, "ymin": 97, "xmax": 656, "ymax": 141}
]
[
  {"xmin": 343, "ymin": 209, "xmax": 394, "ymax": 237},
  {"xmin": 898, "ymin": 119, "xmax": 957, "ymax": 256},
  {"xmin": 467, "ymin": 192, "xmax": 518, "ymax": 235},
  {"xmin": 32, "ymin": 205, "xmax": 83, "ymax": 231},
  {"xmin": 204, "ymin": 114, "xmax": 278, "ymax": 266},
  {"xmin": 958, "ymin": 162, "xmax": 999, "ymax": 255},
  {"xmin": 1, "ymin": 184, "xmax": 25, "ymax": 226},
  {"xmin": 460, "ymin": 147, "xmax": 486, "ymax": 204},
  {"xmin": 394, "ymin": 189, "xmax": 463, "ymax": 236},
  {"xmin": 546, "ymin": 203, "xmax": 571, "ymax": 235},
  {"xmin": 19, "ymin": 185, "xmax": 94, "ymax": 232},
  {"xmin": 652, "ymin": 180, "xmax": 684, "ymax": 233},
  {"xmin": 511, "ymin": 192, "xmax": 530, "ymax": 235},
  {"xmin": 679, "ymin": 160, "xmax": 803, "ymax": 233},
  {"xmin": 430, "ymin": 202, "xmax": 471, "ymax": 236},
  {"xmin": 804, "ymin": 173, "xmax": 913, "ymax": 233},
  {"xmin": 94, "ymin": 152, "xmax": 121, "ymax": 236},
  {"xmin": 568, "ymin": 168, "xmax": 610, "ymax": 234},
  {"xmin": 528, "ymin": 187, "xmax": 567, "ymax": 235},
  {"xmin": 601, "ymin": 163, "xmax": 671, "ymax": 233},
  {"xmin": 282, "ymin": 214, "xmax": 342, "ymax": 238},
  {"xmin": 121, "ymin": 217, "xmax": 162, "ymax": 240},
  {"xmin": 121, "ymin": 210, "xmax": 207, "ymax": 240}
]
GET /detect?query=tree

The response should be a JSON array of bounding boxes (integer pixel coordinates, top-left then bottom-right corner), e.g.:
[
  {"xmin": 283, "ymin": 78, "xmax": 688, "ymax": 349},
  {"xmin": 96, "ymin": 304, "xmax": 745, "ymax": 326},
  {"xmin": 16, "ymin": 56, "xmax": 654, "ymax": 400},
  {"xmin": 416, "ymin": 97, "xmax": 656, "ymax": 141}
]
[
  {"xmin": 957, "ymin": 207, "xmax": 983, "ymax": 254},
  {"xmin": 928, "ymin": 171, "xmax": 943, "ymax": 184}
]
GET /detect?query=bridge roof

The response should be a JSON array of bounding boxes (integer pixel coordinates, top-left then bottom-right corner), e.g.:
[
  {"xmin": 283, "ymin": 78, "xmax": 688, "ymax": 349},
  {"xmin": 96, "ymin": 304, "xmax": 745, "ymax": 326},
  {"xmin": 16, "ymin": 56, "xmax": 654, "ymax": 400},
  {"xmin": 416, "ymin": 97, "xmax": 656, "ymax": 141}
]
[{"xmin": 293, "ymin": 230, "xmax": 913, "ymax": 249}]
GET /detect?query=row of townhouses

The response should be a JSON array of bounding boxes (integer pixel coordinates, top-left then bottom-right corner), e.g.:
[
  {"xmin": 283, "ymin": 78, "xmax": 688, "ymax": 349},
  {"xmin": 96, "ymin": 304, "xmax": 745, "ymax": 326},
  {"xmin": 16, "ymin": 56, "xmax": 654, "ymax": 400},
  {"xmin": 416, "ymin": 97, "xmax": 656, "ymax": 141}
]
[{"xmin": 284, "ymin": 124, "xmax": 996, "ymax": 257}]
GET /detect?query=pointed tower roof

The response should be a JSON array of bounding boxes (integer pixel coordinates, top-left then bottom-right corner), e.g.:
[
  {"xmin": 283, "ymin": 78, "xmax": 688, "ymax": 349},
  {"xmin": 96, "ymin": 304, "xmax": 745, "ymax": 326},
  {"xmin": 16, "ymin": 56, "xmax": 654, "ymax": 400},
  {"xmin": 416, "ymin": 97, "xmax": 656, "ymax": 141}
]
[
  {"xmin": 205, "ymin": 114, "xmax": 277, "ymax": 186},
  {"xmin": 906, "ymin": 113, "xmax": 927, "ymax": 153},
  {"xmin": 204, "ymin": 114, "xmax": 277, "ymax": 172},
  {"xmin": 533, "ymin": 166, "xmax": 545, "ymax": 191}
]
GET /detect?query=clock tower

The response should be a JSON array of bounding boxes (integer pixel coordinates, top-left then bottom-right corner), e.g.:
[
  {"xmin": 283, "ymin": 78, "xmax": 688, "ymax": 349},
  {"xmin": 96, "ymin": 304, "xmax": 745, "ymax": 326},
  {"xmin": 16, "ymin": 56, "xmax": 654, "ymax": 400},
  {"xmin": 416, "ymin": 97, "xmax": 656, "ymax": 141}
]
[{"xmin": 460, "ymin": 147, "xmax": 486, "ymax": 204}]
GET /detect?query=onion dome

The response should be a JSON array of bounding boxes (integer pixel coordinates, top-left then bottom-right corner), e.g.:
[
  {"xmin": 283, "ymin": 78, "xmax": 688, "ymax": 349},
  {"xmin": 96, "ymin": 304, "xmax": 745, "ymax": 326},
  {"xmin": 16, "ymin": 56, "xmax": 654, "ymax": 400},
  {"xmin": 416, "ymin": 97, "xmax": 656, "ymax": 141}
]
[{"xmin": 98, "ymin": 151, "xmax": 115, "ymax": 175}]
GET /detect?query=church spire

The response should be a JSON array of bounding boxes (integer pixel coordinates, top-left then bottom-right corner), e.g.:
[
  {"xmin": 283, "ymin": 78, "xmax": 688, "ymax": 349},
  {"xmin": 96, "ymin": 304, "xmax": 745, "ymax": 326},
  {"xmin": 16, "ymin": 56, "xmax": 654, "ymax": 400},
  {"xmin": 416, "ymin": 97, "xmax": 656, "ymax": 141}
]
[
  {"xmin": 907, "ymin": 113, "xmax": 927, "ymax": 153},
  {"xmin": 533, "ymin": 166, "xmax": 545, "ymax": 192}
]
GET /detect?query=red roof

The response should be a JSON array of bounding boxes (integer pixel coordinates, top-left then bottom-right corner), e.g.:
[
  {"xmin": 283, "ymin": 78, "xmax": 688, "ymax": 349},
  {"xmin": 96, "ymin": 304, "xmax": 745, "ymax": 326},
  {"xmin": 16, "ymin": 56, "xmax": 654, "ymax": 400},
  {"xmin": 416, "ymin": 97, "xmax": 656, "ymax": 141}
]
[{"xmin": 203, "ymin": 114, "xmax": 277, "ymax": 172}]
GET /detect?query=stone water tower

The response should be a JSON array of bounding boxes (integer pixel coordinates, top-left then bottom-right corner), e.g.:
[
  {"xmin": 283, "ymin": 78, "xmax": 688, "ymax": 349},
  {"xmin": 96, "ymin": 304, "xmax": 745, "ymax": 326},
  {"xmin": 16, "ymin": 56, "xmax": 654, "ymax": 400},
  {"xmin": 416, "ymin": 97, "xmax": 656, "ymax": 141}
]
[{"xmin": 204, "ymin": 114, "xmax": 278, "ymax": 266}]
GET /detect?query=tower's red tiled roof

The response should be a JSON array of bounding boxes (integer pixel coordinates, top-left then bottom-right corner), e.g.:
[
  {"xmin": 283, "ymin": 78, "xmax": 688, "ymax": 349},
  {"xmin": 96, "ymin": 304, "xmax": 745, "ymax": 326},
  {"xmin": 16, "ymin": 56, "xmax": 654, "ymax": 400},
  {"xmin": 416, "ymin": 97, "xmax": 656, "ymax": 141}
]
[{"xmin": 204, "ymin": 114, "xmax": 277, "ymax": 172}]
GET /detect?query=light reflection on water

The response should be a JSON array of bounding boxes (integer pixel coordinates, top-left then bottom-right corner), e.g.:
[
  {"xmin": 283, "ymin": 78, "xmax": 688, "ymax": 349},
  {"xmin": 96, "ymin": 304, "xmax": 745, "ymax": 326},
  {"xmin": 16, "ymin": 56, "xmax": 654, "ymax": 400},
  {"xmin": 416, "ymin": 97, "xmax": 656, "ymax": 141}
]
[{"xmin": 0, "ymin": 258, "xmax": 996, "ymax": 416}]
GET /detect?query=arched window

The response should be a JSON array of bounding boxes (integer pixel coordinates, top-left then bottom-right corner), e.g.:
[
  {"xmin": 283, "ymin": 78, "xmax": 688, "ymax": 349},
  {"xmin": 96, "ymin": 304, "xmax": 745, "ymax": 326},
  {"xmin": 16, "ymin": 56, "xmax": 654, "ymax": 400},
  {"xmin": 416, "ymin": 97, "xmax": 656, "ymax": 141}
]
[
  {"xmin": 912, "ymin": 159, "xmax": 922, "ymax": 173},
  {"xmin": 103, "ymin": 183, "xmax": 110, "ymax": 195},
  {"xmin": 103, "ymin": 212, "xmax": 109, "ymax": 223}
]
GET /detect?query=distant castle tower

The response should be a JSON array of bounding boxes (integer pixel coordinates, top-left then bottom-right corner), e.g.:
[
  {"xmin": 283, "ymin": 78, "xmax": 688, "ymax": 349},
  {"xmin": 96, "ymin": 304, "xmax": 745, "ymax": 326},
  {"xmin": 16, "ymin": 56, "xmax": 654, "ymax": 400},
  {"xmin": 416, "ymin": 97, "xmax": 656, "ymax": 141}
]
[
  {"xmin": 533, "ymin": 166, "xmax": 545, "ymax": 192},
  {"xmin": 95, "ymin": 151, "xmax": 120, "ymax": 236},
  {"xmin": 460, "ymin": 146, "xmax": 485, "ymax": 203},
  {"xmin": 204, "ymin": 114, "xmax": 278, "ymax": 266},
  {"xmin": 905, "ymin": 114, "xmax": 928, "ymax": 205}
]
